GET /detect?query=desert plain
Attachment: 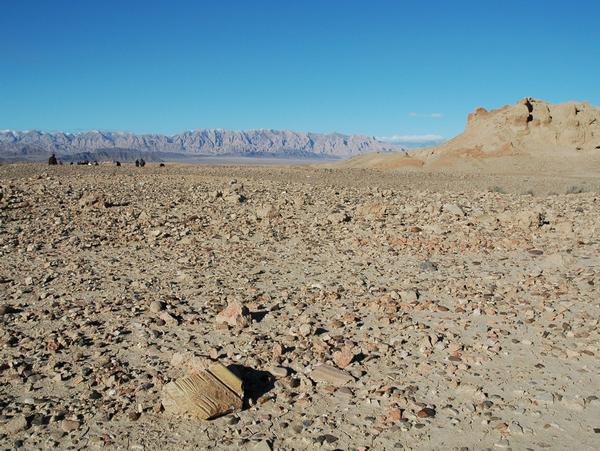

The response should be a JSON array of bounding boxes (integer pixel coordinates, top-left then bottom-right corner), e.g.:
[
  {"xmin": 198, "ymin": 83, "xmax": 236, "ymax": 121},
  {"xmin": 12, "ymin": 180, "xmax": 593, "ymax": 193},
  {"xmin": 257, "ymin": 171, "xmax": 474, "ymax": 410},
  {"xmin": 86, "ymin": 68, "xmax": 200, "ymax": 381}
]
[{"xmin": 1, "ymin": 160, "xmax": 599, "ymax": 450}]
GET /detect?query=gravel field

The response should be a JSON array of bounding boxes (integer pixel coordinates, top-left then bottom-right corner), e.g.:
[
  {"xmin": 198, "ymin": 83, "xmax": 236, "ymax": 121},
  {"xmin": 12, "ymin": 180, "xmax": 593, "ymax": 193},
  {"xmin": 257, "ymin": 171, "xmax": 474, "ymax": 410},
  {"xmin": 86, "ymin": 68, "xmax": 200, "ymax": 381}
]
[{"xmin": 1, "ymin": 163, "xmax": 599, "ymax": 450}]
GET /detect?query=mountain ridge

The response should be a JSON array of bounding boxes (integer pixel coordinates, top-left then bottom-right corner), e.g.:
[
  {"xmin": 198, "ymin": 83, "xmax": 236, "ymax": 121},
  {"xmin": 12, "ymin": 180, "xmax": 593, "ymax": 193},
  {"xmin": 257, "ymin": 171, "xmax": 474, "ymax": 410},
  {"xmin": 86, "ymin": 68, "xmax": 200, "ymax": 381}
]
[{"xmin": 0, "ymin": 128, "xmax": 400, "ymax": 161}]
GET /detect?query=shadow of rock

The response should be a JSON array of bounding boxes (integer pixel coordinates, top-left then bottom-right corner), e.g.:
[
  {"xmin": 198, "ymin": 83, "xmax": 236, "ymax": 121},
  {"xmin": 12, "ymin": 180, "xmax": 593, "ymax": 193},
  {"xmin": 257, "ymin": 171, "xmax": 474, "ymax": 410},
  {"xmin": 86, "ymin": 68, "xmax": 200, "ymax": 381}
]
[
  {"xmin": 250, "ymin": 310, "xmax": 268, "ymax": 323},
  {"xmin": 0, "ymin": 304, "xmax": 20, "ymax": 315},
  {"xmin": 227, "ymin": 364, "xmax": 275, "ymax": 409},
  {"xmin": 353, "ymin": 352, "xmax": 367, "ymax": 364}
]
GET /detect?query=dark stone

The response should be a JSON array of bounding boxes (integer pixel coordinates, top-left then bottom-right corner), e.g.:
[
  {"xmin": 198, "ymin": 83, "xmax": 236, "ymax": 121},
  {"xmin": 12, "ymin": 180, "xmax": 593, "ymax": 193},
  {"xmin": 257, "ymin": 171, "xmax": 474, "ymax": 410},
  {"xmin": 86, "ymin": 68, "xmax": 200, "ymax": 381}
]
[
  {"xmin": 417, "ymin": 407, "xmax": 436, "ymax": 418},
  {"xmin": 315, "ymin": 434, "xmax": 338, "ymax": 445},
  {"xmin": 30, "ymin": 413, "xmax": 48, "ymax": 426},
  {"xmin": 419, "ymin": 261, "xmax": 438, "ymax": 272}
]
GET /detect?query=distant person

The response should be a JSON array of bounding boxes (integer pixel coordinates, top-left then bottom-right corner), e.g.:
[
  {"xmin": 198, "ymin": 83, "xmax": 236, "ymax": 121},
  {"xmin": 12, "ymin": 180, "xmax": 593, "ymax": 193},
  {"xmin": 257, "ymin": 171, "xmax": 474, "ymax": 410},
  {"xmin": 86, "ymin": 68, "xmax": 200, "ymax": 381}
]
[
  {"xmin": 115, "ymin": 161, "xmax": 121, "ymax": 166},
  {"xmin": 135, "ymin": 159, "xmax": 140, "ymax": 167},
  {"xmin": 48, "ymin": 154, "xmax": 58, "ymax": 165},
  {"xmin": 139, "ymin": 158, "xmax": 146, "ymax": 167}
]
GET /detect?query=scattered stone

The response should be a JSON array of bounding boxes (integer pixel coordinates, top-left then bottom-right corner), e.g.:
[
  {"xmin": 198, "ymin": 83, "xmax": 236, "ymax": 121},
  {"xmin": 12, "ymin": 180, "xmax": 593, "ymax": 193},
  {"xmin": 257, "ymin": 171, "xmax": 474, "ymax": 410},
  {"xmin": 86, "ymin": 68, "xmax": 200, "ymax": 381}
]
[
  {"xmin": 332, "ymin": 344, "xmax": 356, "ymax": 369},
  {"xmin": 60, "ymin": 419, "xmax": 81, "ymax": 433},
  {"xmin": 78, "ymin": 192, "xmax": 110, "ymax": 208},
  {"xmin": 256, "ymin": 205, "xmax": 279, "ymax": 220},
  {"xmin": 494, "ymin": 439, "xmax": 511, "ymax": 449},
  {"xmin": 149, "ymin": 300, "xmax": 165, "ymax": 313},
  {"xmin": 532, "ymin": 392, "xmax": 555, "ymax": 405},
  {"xmin": 159, "ymin": 311, "xmax": 179, "ymax": 326},
  {"xmin": 419, "ymin": 261, "xmax": 438, "ymax": 272},
  {"xmin": 3, "ymin": 163, "xmax": 600, "ymax": 450},
  {"xmin": 2, "ymin": 415, "xmax": 28, "ymax": 434},
  {"xmin": 272, "ymin": 343, "xmax": 284, "ymax": 360},
  {"xmin": 298, "ymin": 323, "xmax": 312, "ymax": 337},
  {"xmin": 443, "ymin": 203, "xmax": 465, "ymax": 216},
  {"xmin": 268, "ymin": 366, "xmax": 289, "ymax": 378},
  {"xmin": 309, "ymin": 365, "xmax": 353, "ymax": 386},
  {"xmin": 416, "ymin": 408, "xmax": 436, "ymax": 418},
  {"xmin": 251, "ymin": 440, "xmax": 272, "ymax": 451},
  {"xmin": 399, "ymin": 289, "xmax": 419, "ymax": 302},
  {"xmin": 162, "ymin": 363, "xmax": 243, "ymax": 420},
  {"xmin": 386, "ymin": 407, "xmax": 403, "ymax": 422},
  {"xmin": 315, "ymin": 434, "xmax": 338, "ymax": 445},
  {"xmin": 327, "ymin": 211, "xmax": 350, "ymax": 224},
  {"xmin": 215, "ymin": 300, "xmax": 250, "ymax": 328}
]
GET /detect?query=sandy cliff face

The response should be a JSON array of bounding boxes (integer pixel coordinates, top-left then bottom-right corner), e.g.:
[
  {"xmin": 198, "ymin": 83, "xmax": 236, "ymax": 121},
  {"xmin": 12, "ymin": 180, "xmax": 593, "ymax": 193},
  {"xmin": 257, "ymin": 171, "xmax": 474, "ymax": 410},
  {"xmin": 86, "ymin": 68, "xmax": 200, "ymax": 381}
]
[
  {"xmin": 342, "ymin": 98, "xmax": 600, "ymax": 174},
  {"xmin": 423, "ymin": 97, "xmax": 600, "ymax": 159}
]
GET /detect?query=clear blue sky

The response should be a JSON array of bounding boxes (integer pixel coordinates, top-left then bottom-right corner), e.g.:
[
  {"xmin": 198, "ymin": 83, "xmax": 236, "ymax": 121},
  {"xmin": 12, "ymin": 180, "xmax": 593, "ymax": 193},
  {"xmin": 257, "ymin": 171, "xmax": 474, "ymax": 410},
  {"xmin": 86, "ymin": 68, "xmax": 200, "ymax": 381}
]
[{"xmin": 1, "ymin": 0, "xmax": 599, "ymax": 143}]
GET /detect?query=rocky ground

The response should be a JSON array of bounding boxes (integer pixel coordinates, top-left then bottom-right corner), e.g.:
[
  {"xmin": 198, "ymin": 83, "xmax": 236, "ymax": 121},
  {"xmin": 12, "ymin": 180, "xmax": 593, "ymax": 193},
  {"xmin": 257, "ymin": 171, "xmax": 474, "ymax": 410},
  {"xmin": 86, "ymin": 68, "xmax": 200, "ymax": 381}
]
[{"xmin": 1, "ymin": 163, "xmax": 599, "ymax": 450}]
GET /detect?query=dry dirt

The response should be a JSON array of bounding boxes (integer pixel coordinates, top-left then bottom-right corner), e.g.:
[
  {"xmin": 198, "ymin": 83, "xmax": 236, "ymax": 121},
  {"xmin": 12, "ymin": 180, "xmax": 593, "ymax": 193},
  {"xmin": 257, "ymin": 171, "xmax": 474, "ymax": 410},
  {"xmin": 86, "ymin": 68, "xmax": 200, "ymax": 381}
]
[{"xmin": 1, "ymin": 163, "xmax": 600, "ymax": 450}]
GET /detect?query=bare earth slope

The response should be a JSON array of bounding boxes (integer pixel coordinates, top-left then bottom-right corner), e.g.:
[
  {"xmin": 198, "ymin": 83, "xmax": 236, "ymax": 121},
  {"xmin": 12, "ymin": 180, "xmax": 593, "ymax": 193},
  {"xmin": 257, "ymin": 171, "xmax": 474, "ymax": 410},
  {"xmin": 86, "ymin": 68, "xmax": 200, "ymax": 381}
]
[
  {"xmin": 1, "ymin": 164, "xmax": 599, "ymax": 450},
  {"xmin": 344, "ymin": 98, "xmax": 600, "ymax": 174}
]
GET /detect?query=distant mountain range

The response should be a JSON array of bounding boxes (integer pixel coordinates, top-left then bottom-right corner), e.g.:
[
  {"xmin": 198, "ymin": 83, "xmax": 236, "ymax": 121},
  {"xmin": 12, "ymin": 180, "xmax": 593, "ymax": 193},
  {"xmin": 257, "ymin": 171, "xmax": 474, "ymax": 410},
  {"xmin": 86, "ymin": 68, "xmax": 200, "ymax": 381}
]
[{"xmin": 0, "ymin": 129, "xmax": 400, "ymax": 162}]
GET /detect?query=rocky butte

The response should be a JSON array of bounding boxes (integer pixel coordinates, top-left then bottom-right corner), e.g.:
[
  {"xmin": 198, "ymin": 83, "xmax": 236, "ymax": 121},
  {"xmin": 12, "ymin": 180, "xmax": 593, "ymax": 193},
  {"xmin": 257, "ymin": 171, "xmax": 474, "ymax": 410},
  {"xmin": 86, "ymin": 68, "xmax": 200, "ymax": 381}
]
[{"xmin": 343, "ymin": 98, "xmax": 600, "ymax": 174}]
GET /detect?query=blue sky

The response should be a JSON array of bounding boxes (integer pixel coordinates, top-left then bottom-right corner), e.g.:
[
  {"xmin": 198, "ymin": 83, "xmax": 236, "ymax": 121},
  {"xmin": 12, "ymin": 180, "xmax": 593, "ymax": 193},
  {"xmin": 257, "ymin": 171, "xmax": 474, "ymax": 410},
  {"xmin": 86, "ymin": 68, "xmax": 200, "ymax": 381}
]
[{"xmin": 1, "ymin": 1, "xmax": 599, "ymax": 144}]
